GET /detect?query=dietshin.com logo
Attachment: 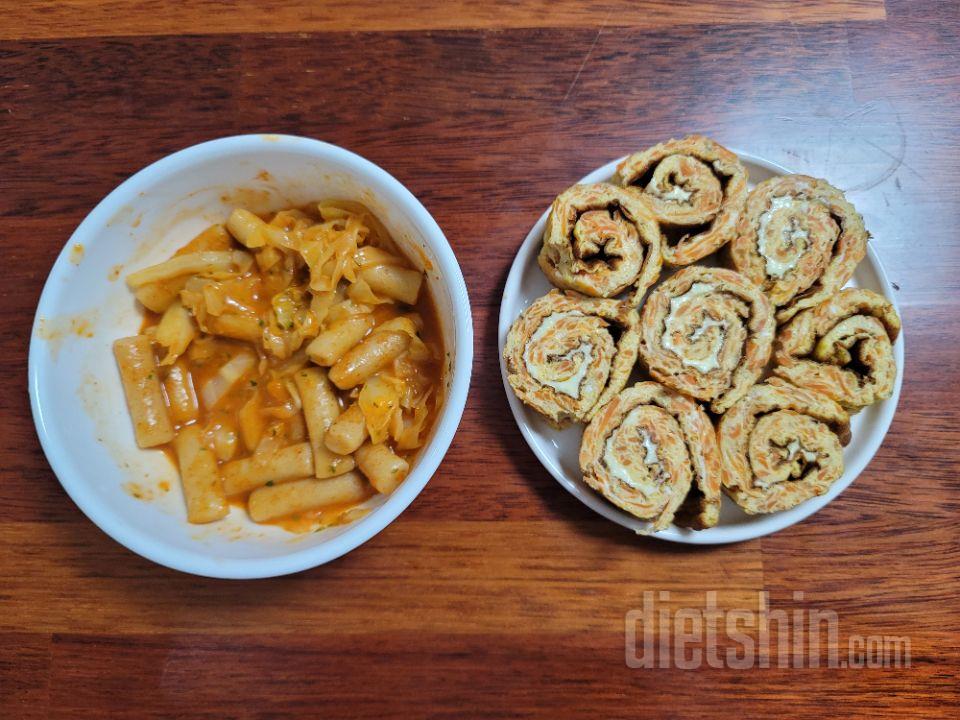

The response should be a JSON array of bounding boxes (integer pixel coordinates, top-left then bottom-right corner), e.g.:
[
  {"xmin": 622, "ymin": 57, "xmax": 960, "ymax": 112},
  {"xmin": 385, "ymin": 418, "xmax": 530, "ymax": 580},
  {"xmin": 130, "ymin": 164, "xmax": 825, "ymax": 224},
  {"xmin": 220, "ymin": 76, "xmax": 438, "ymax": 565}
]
[{"xmin": 626, "ymin": 591, "xmax": 910, "ymax": 669}]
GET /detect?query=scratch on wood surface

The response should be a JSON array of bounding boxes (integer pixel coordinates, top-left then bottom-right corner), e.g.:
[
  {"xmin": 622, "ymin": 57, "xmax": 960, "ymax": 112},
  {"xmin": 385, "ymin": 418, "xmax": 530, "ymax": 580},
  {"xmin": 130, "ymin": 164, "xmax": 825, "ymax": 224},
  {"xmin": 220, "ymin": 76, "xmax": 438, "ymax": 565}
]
[
  {"xmin": 842, "ymin": 112, "xmax": 920, "ymax": 191},
  {"xmin": 562, "ymin": 12, "xmax": 611, "ymax": 103},
  {"xmin": 861, "ymin": 117, "xmax": 920, "ymax": 179}
]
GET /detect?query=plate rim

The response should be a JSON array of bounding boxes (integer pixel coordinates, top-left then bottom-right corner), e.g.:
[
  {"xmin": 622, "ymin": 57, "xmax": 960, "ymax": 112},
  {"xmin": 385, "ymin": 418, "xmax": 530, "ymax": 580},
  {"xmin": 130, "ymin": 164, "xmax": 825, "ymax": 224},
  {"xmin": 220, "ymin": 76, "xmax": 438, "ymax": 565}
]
[{"xmin": 497, "ymin": 150, "xmax": 904, "ymax": 544}]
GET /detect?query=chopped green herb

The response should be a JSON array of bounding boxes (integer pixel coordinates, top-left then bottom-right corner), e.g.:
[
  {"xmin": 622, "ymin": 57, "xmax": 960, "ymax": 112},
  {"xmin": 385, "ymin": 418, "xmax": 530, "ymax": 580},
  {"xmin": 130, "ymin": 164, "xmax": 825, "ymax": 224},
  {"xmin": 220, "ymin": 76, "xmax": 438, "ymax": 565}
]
[
  {"xmin": 250, "ymin": 380, "xmax": 258, "ymax": 386},
  {"xmin": 265, "ymin": 480, "xmax": 274, "ymax": 487}
]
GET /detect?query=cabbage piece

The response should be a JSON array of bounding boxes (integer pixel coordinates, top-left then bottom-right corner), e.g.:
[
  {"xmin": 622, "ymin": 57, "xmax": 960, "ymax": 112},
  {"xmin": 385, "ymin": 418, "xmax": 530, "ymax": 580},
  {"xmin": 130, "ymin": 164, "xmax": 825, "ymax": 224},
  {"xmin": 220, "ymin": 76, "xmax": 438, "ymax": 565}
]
[
  {"xmin": 126, "ymin": 251, "xmax": 252, "ymax": 288},
  {"xmin": 396, "ymin": 394, "xmax": 433, "ymax": 450},
  {"xmin": 154, "ymin": 300, "xmax": 196, "ymax": 365},
  {"xmin": 377, "ymin": 316, "xmax": 433, "ymax": 363},
  {"xmin": 298, "ymin": 216, "xmax": 366, "ymax": 292},
  {"xmin": 355, "ymin": 245, "xmax": 403, "ymax": 268},
  {"xmin": 358, "ymin": 374, "xmax": 403, "ymax": 445},
  {"xmin": 200, "ymin": 351, "xmax": 256, "ymax": 409},
  {"xmin": 347, "ymin": 276, "xmax": 391, "ymax": 305},
  {"xmin": 263, "ymin": 287, "xmax": 319, "ymax": 359}
]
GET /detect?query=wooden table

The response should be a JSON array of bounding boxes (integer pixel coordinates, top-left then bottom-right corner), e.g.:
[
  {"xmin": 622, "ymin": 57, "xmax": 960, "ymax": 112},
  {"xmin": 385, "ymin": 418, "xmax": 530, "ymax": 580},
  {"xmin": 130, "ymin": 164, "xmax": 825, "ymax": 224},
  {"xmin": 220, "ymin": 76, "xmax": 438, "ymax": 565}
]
[{"xmin": 2, "ymin": 1, "xmax": 958, "ymax": 717}]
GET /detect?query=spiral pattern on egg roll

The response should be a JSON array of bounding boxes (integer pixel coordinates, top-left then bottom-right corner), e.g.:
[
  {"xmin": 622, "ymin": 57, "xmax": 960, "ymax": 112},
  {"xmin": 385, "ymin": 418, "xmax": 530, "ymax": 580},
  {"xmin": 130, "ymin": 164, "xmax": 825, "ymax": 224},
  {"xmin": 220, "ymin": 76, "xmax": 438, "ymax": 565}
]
[
  {"xmin": 718, "ymin": 378, "xmax": 850, "ymax": 515},
  {"xmin": 581, "ymin": 382, "xmax": 722, "ymax": 531},
  {"xmin": 503, "ymin": 290, "xmax": 640, "ymax": 428},
  {"xmin": 539, "ymin": 183, "xmax": 662, "ymax": 303},
  {"xmin": 638, "ymin": 267, "xmax": 775, "ymax": 414},
  {"xmin": 729, "ymin": 174, "xmax": 868, "ymax": 324},
  {"xmin": 773, "ymin": 288, "xmax": 900, "ymax": 412},
  {"xmin": 616, "ymin": 135, "xmax": 748, "ymax": 267}
]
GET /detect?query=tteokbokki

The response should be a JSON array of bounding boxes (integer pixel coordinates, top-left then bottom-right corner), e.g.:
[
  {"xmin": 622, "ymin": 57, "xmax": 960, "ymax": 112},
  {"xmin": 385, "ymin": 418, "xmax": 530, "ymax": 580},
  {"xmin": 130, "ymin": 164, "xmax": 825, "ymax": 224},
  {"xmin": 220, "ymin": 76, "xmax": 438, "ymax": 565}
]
[{"xmin": 114, "ymin": 202, "xmax": 443, "ymax": 531}]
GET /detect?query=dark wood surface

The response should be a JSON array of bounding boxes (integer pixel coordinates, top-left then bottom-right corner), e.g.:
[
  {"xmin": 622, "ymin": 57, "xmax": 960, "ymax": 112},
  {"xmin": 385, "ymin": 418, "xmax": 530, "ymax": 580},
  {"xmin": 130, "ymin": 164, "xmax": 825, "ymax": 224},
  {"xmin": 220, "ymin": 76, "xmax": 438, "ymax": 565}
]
[{"xmin": 2, "ymin": 1, "xmax": 958, "ymax": 717}]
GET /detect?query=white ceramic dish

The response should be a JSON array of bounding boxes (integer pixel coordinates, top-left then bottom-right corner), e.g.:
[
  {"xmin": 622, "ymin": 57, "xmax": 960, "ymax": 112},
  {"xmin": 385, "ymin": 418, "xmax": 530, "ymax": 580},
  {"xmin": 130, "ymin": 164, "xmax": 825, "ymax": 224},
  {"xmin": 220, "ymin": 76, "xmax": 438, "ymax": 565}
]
[
  {"xmin": 498, "ymin": 152, "xmax": 903, "ymax": 543},
  {"xmin": 29, "ymin": 134, "xmax": 473, "ymax": 578}
]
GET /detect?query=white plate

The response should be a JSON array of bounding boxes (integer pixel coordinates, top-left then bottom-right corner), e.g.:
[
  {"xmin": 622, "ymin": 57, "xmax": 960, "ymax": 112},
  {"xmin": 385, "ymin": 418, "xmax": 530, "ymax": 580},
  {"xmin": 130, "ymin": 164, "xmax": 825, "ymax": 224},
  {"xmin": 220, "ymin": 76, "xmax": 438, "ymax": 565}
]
[{"xmin": 497, "ymin": 152, "xmax": 904, "ymax": 544}]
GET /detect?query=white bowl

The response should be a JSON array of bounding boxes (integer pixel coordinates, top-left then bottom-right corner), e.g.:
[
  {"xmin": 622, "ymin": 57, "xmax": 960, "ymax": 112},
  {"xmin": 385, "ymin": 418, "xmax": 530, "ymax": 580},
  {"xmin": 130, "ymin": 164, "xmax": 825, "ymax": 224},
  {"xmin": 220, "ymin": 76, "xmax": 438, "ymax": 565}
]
[
  {"xmin": 29, "ymin": 135, "xmax": 473, "ymax": 578},
  {"xmin": 498, "ymin": 152, "xmax": 903, "ymax": 543}
]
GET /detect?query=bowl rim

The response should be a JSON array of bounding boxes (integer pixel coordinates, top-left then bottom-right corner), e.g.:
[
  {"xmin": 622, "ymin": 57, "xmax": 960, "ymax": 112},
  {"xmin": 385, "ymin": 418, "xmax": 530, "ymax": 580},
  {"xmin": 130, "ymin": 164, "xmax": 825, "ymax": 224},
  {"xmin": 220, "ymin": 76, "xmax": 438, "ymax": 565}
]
[
  {"xmin": 497, "ymin": 150, "xmax": 904, "ymax": 544},
  {"xmin": 28, "ymin": 134, "xmax": 473, "ymax": 578}
]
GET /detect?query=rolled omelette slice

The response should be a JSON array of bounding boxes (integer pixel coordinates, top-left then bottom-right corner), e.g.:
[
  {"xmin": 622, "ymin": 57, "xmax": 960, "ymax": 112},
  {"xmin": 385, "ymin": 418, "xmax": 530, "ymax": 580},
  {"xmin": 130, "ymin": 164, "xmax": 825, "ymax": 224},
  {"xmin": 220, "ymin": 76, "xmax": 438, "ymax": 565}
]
[
  {"xmin": 538, "ymin": 183, "xmax": 662, "ymax": 304},
  {"xmin": 728, "ymin": 174, "xmax": 868, "ymax": 323},
  {"xmin": 774, "ymin": 288, "xmax": 901, "ymax": 412},
  {"xmin": 718, "ymin": 377, "xmax": 851, "ymax": 515},
  {"xmin": 503, "ymin": 289, "xmax": 639, "ymax": 428},
  {"xmin": 638, "ymin": 266, "xmax": 775, "ymax": 414},
  {"xmin": 580, "ymin": 382, "xmax": 722, "ymax": 531},
  {"xmin": 616, "ymin": 135, "xmax": 748, "ymax": 267}
]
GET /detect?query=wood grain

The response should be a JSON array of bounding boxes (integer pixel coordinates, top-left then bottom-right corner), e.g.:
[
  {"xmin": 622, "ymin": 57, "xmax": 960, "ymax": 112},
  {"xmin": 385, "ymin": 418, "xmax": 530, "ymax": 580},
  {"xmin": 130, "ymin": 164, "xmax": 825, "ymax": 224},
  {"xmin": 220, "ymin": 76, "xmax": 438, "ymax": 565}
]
[
  {"xmin": 2, "ymin": 0, "xmax": 959, "ymax": 717},
  {"xmin": 0, "ymin": 0, "xmax": 885, "ymax": 40},
  {"xmin": 30, "ymin": 632, "xmax": 956, "ymax": 719}
]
